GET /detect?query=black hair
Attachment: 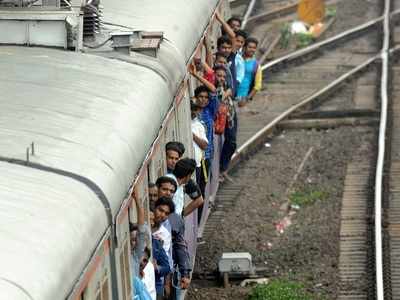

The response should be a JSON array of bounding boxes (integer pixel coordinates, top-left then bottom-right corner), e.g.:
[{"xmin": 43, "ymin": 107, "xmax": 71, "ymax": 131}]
[
  {"xmin": 129, "ymin": 222, "xmax": 138, "ymax": 232},
  {"xmin": 191, "ymin": 100, "xmax": 202, "ymax": 112},
  {"xmin": 235, "ymin": 29, "xmax": 248, "ymax": 39},
  {"xmin": 194, "ymin": 85, "xmax": 210, "ymax": 97},
  {"xmin": 215, "ymin": 51, "xmax": 227, "ymax": 61},
  {"xmin": 227, "ymin": 16, "xmax": 242, "ymax": 26},
  {"xmin": 154, "ymin": 196, "xmax": 175, "ymax": 214},
  {"xmin": 165, "ymin": 141, "xmax": 185, "ymax": 156},
  {"xmin": 155, "ymin": 176, "xmax": 177, "ymax": 192},
  {"xmin": 217, "ymin": 36, "xmax": 232, "ymax": 48},
  {"xmin": 213, "ymin": 65, "xmax": 227, "ymax": 74},
  {"xmin": 143, "ymin": 246, "xmax": 151, "ymax": 258},
  {"xmin": 148, "ymin": 182, "xmax": 156, "ymax": 189},
  {"xmin": 173, "ymin": 158, "xmax": 196, "ymax": 179},
  {"xmin": 244, "ymin": 37, "xmax": 259, "ymax": 47}
]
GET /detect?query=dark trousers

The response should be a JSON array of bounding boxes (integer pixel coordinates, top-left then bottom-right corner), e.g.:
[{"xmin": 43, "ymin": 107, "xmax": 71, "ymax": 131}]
[
  {"xmin": 220, "ymin": 112, "xmax": 238, "ymax": 172},
  {"xmin": 196, "ymin": 158, "xmax": 211, "ymax": 224}
]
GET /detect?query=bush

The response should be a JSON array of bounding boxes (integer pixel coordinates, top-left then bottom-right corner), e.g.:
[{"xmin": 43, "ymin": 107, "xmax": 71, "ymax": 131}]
[
  {"xmin": 247, "ymin": 279, "xmax": 312, "ymax": 300},
  {"xmin": 280, "ymin": 23, "xmax": 291, "ymax": 49},
  {"xmin": 296, "ymin": 33, "xmax": 314, "ymax": 48}
]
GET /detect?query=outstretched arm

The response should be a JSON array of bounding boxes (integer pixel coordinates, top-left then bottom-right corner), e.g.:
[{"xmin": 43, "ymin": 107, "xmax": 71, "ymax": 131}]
[
  {"xmin": 189, "ymin": 63, "xmax": 217, "ymax": 93},
  {"xmin": 215, "ymin": 12, "xmax": 236, "ymax": 43}
]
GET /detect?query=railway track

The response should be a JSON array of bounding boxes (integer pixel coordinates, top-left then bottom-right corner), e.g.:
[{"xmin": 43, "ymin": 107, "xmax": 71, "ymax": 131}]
[
  {"xmin": 191, "ymin": 0, "xmax": 400, "ymax": 299},
  {"xmin": 384, "ymin": 1, "xmax": 400, "ymax": 299}
]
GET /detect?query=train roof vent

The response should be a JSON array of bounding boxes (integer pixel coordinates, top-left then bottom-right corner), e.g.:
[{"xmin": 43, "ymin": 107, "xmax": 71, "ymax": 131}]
[
  {"xmin": 0, "ymin": 0, "xmax": 88, "ymax": 50},
  {"xmin": 111, "ymin": 31, "xmax": 163, "ymax": 58},
  {"xmin": 82, "ymin": 1, "xmax": 102, "ymax": 37}
]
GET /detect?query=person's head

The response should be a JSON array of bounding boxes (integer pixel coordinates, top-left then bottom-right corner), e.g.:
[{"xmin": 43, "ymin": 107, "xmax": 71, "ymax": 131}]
[
  {"xmin": 215, "ymin": 52, "xmax": 228, "ymax": 67},
  {"xmin": 191, "ymin": 101, "xmax": 202, "ymax": 119},
  {"xmin": 173, "ymin": 158, "xmax": 196, "ymax": 184},
  {"xmin": 153, "ymin": 196, "xmax": 175, "ymax": 225},
  {"xmin": 194, "ymin": 85, "xmax": 210, "ymax": 108},
  {"xmin": 214, "ymin": 65, "xmax": 227, "ymax": 86},
  {"xmin": 148, "ymin": 182, "xmax": 158, "ymax": 210},
  {"xmin": 235, "ymin": 30, "xmax": 248, "ymax": 50},
  {"xmin": 227, "ymin": 16, "xmax": 242, "ymax": 32},
  {"xmin": 217, "ymin": 36, "xmax": 233, "ymax": 58},
  {"xmin": 139, "ymin": 247, "xmax": 151, "ymax": 276},
  {"xmin": 156, "ymin": 176, "xmax": 177, "ymax": 199},
  {"xmin": 165, "ymin": 141, "xmax": 185, "ymax": 171},
  {"xmin": 244, "ymin": 37, "xmax": 259, "ymax": 58},
  {"xmin": 129, "ymin": 222, "xmax": 139, "ymax": 250}
]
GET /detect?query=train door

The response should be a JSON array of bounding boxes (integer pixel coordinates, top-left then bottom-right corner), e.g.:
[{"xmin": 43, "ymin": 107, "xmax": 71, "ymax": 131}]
[
  {"xmin": 115, "ymin": 199, "xmax": 132, "ymax": 300},
  {"xmin": 115, "ymin": 167, "xmax": 151, "ymax": 300}
]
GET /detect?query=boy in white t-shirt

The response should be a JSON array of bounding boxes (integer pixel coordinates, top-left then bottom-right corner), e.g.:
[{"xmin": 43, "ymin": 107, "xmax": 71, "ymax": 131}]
[{"xmin": 190, "ymin": 101, "xmax": 208, "ymax": 197}]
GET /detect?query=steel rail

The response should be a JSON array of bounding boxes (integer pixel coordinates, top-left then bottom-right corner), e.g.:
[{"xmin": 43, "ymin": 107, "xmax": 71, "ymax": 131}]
[
  {"xmin": 375, "ymin": 0, "xmax": 391, "ymax": 298},
  {"xmin": 241, "ymin": 0, "xmax": 256, "ymax": 29},
  {"xmin": 261, "ymin": 15, "xmax": 383, "ymax": 71},
  {"xmin": 231, "ymin": 54, "xmax": 378, "ymax": 164},
  {"xmin": 245, "ymin": 0, "xmax": 341, "ymax": 26},
  {"xmin": 260, "ymin": 9, "xmax": 400, "ymax": 72}
]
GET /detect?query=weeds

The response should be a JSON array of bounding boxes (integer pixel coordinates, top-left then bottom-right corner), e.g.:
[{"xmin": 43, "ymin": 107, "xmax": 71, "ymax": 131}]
[
  {"xmin": 247, "ymin": 279, "xmax": 313, "ymax": 300},
  {"xmin": 280, "ymin": 23, "xmax": 291, "ymax": 49},
  {"xmin": 326, "ymin": 6, "xmax": 337, "ymax": 18},
  {"xmin": 289, "ymin": 188, "xmax": 328, "ymax": 207},
  {"xmin": 296, "ymin": 33, "xmax": 314, "ymax": 48}
]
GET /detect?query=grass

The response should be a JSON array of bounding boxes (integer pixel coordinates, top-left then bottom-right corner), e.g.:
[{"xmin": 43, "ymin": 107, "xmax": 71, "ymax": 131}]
[
  {"xmin": 326, "ymin": 6, "xmax": 337, "ymax": 18},
  {"xmin": 296, "ymin": 33, "xmax": 314, "ymax": 48},
  {"xmin": 280, "ymin": 23, "xmax": 291, "ymax": 49},
  {"xmin": 289, "ymin": 188, "xmax": 328, "ymax": 207},
  {"xmin": 247, "ymin": 279, "xmax": 313, "ymax": 300}
]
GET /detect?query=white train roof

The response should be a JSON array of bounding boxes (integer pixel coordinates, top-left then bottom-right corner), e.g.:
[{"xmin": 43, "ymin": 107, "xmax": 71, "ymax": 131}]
[
  {"xmin": 0, "ymin": 46, "xmax": 172, "ymax": 217},
  {"xmin": 0, "ymin": 162, "xmax": 108, "ymax": 300},
  {"xmin": 101, "ymin": 0, "xmax": 219, "ymax": 63}
]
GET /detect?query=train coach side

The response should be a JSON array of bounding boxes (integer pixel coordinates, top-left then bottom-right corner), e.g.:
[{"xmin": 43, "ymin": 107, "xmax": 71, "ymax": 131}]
[{"xmin": 0, "ymin": 0, "xmax": 232, "ymax": 299}]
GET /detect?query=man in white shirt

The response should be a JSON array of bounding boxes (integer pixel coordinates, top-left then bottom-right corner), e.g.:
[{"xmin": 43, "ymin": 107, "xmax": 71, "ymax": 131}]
[
  {"xmin": 191, "ymin": 102, "xmax": 208, "ymax": 168},
  {"xmin": 166, "ymin": 158, "xmax": 203, "ymax": 217}
]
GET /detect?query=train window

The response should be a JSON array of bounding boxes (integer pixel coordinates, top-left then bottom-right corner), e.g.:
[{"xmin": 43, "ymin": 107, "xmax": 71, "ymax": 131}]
[
  {"xmin": 101, "ymin": 276, "xmax": 110, "ymax": 300},
  {"xmin": 119, "ymin": 250, "xmax": 127, "ymax": 299},
  {"xmin": 123, "ymin": 240, "xmax": 131, "ymax": 297},
  {"xmin": 119, "ymin": 238, "xmax": 131, "ymax": 300}
]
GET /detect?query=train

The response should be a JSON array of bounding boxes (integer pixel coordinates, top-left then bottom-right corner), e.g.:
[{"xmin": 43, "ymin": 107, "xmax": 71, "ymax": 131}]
[{"xmin": 0, "ymin": 0, "xmax": 230, "ymax": 299}]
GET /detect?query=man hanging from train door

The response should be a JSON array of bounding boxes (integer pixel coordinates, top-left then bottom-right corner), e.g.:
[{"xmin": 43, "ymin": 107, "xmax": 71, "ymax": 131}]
[
  {"xmin": 152, "ymin": 195, "xmax": 191, "ymax": 300},
  {"xmin": 165, "ymin": 142, "xmax": 185, "ymax": 174}
]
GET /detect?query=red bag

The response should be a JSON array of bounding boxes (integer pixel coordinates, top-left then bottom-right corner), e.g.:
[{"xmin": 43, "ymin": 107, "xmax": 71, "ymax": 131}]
[{"xmin": 214, "ymin": 103, "xmax": 228, "ymax": 135}]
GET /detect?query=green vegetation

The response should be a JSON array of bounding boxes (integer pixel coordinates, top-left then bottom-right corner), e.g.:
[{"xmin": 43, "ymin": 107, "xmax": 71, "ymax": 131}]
[
  {"xmin": 280, "ymin": 23, "xmax": 291, "ymax": 49},
  {"xmin": 247, "ymin": 279, "xmax": 313, "ymax": 300},
  {"xmin": 289, "ymin": 188, "xmax": 328, "ymax": 207},
  {"xmin": 326, "ymin": 6, "xmax": 337, "ymax": 18},
  {"xmin": 296, "ymin": 33, "xmax": 314, "ymax": 48}
]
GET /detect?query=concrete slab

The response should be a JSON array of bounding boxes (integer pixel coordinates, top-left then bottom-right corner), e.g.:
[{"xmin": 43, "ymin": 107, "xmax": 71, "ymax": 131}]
[{"xmin": 353, "ymin": 85, "xmax": 377, "ymax": 110}]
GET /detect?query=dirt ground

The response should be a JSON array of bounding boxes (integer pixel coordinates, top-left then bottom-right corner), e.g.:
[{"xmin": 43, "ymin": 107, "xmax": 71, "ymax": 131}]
[
  {"xmin": 186, "ymin": 1, "xmax": 380, "ymax": 299},
  {"xmin": 187, "ymin": 127, "xmax": 376, "ymax": 300}
]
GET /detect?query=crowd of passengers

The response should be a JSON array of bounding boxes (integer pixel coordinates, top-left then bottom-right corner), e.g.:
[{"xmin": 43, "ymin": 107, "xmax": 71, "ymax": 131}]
[{"xmin": 130, "ymin": 14, "xmax": 262, "ymax": 300}]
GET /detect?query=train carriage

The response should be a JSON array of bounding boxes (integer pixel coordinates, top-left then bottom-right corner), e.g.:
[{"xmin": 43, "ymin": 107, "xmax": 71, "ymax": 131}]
[{"xmin": 0, "ymin": 0, "xmax": 229, "ymax": 299}]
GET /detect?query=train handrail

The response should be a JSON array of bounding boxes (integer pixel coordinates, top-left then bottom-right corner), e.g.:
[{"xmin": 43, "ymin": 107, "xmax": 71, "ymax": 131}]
[
  {"xmin": 375, "ymin": 0, "xmax": 391, "ymax": 298},
  {"xmin": 241, "ymin": 0, "xmax": 256, "ymax": 29}
]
